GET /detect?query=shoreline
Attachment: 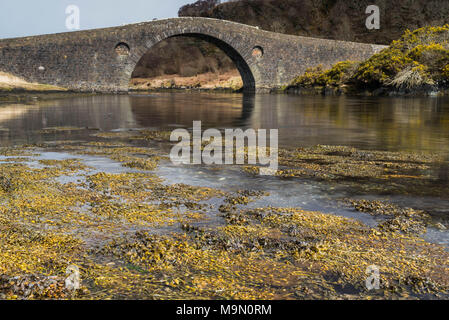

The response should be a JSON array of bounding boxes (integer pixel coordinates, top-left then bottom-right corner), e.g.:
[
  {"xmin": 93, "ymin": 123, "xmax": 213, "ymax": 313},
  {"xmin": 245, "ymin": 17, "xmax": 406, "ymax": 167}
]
[
  {"xmin": 4, "ymin": 87, "xmax": 449, "ymax": 97},
  {"xmin": 284, "ymin": 84, "xmax": 449, "ymax": 97},
  {"xmin": 0, "ymin": 126, "xmax": 448, "ymax": 299}
]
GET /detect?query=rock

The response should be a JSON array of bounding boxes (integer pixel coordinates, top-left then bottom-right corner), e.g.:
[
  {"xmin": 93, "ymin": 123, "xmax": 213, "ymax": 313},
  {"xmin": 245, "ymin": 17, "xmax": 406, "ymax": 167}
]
[
  {"xmin": 435, "ymin": 223, "xmax": 447, "ymax": 230},
  {"xmin": 65, "ymin": 265, "xmax": 80, "ymax": 291}
]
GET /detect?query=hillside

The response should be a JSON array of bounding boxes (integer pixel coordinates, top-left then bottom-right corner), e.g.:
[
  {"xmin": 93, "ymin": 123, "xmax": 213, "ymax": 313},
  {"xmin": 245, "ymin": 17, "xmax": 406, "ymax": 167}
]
[
  {"xmin": 130, "ymin": 35, "xmax": 242, "ymax": 90},
  {"xmin": 179, "ymin": 0, "xmax": 449, "ymax": 45},
  {"xmin": 131, "ymin": 36, "xmax": 236, "ymax": 79}
]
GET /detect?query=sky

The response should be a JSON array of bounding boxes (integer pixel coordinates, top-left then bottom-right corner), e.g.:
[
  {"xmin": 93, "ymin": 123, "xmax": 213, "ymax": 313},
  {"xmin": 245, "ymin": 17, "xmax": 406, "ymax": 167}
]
[{"xmin": 0, "ymin": 0, "xmax": 190, "ymax": 39}]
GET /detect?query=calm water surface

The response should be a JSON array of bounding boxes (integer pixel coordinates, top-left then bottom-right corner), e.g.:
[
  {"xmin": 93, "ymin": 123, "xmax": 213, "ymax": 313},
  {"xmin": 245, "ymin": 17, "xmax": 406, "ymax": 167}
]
[
  {"xmin": 2, "ymin": 92, "xmax": 449, "ymax": 151},
  {"xmin": 1, "ymin": 92, "xmax": 448, "ymax": 245}
]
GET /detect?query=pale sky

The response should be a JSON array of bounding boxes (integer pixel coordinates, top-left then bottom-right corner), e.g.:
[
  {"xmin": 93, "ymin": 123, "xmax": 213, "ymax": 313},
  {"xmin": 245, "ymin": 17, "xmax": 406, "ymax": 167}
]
[{"xmin": 0, "ymin": 0, "xmax": 190, "ymax": 39}]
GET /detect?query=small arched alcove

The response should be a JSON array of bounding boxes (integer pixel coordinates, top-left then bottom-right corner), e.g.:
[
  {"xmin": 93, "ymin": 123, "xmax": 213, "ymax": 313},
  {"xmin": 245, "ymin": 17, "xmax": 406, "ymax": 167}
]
[
  {"xmin": 128, "ymin": 33, "xmax": 256, "ymax": 92},
  {"xmin": 115, "ymin": 42, "xmax": 130, "ymax": 57}
]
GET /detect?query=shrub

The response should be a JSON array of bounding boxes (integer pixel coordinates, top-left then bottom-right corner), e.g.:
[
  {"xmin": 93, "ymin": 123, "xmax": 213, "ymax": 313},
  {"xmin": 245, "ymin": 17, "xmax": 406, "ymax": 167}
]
[
  {"xmin": 442, "ymin": 64, "xmax": 449, "ymax": 78},
  {"xmin": 353, "ymin": 25, "xmax": 449, "ymax": 88},
  {"xmin": 320, "ymin": 61, "xmax": 358, "ymax": 86},
  {"xmin": 291, "ymin": 61, "xmax": 357, "ymax": 87},
  {"xmin": 289, "ymin": 25, "xmax": 449, "ymax": 91},
  {"xmin": 353, "ymin": 49, "xmax": 413, "ymax": 87},
  {"xmin": 291, "ymin": 65, "xmax": 326, "ymax": 87},
  {"xmin": 396, "ymin": 25, "xmax": 449, "ymax": 51},
  {"xmin": 407, "ymin": 43, "xmax": 449, "ymax": 73}
]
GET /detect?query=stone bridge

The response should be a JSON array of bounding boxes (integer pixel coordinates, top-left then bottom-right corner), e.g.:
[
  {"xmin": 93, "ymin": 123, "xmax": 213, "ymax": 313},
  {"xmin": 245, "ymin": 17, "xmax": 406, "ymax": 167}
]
[{"xmin": 0, "ymin": 17, "xmax": 385, "ymax": 92}]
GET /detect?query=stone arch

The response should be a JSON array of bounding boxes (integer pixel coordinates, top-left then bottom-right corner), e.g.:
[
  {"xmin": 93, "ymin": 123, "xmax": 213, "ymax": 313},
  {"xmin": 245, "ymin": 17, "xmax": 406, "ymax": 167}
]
[{"xmin": 127, "ymin": 32, "xmax": 256, "ymax": 91}]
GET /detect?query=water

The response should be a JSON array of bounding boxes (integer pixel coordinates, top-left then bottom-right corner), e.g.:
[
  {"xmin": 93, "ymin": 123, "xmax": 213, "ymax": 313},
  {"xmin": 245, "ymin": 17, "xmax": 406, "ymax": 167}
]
[
  {"xmin": 2, "ymin": 92, "xmax": 449, "ymax": 152},
  {"xmin": 1, "ymin": 92, "xmax": 449, "ymax": 246}
]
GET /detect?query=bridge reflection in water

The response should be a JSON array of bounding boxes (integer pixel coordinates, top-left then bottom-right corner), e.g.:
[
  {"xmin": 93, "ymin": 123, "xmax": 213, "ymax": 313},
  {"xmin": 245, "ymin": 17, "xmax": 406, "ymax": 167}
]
[{"xmin": 0, "ymin": 93, "xmax": 449, "ymax": 155}]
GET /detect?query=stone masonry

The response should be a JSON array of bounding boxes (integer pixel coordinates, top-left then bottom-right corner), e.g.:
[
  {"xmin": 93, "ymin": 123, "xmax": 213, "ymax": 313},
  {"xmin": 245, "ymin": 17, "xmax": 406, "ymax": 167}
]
[{"xmin": 0, "ymin": 17, "xmax": 386, "ymax": 92}]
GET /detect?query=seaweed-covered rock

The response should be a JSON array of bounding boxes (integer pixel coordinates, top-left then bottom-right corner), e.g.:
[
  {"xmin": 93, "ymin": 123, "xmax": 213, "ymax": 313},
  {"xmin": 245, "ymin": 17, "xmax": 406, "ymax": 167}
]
[{"xmin": 0, "ymin": 274, "xmax": 85, "ymax": 300}]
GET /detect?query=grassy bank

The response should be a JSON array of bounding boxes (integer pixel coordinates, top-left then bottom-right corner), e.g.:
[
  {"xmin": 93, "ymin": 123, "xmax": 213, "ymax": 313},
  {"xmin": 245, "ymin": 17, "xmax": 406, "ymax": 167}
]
[
  {"xmin": 129, "ymin": 70, "xmax": 243, "ymax": 92},
  {"xmin": 0, "ymin": 72, "xmax": 67, "ymax": 94},
  {"xmin": 287, "ymin": 26, "xmax": 449, "ymax": 96}
]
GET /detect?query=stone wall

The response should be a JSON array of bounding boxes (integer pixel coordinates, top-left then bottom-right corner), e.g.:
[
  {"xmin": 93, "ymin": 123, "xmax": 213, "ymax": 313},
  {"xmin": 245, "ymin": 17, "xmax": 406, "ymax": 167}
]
[{"xmin": 0, "ymin": 17, "xmax": 386, "ymax": 92}]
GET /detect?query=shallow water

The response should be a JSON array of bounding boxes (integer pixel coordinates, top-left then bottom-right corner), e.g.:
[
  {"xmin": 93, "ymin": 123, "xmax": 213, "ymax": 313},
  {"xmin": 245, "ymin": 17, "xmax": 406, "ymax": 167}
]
[{"xmin": 1, "ymin": 92, "xmax": 449, "ymax": 246}]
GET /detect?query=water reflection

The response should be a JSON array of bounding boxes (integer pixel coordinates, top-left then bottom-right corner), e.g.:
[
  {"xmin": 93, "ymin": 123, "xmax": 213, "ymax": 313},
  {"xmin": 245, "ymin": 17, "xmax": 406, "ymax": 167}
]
[
  {"xmin": 128, "ymin": 93, "xmax": 250, "ymax": 128},
  {"xmin": 245, "ymin": 95, "xmax": 449, "ymax": 152},
  {"xmin": 0, "ymin": 92, "xmax": 449, "ymax": 153}
]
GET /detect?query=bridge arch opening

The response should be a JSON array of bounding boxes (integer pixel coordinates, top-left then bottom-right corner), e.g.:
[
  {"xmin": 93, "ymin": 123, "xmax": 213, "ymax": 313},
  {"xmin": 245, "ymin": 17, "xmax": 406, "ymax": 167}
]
[{"xmin": 129, "ymin": 33, "xmax": 256, "ymax": 92}]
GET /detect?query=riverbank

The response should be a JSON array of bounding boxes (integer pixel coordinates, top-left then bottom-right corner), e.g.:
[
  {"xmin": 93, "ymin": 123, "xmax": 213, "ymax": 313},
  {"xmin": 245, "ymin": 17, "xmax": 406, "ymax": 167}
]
[
  {"xmin": 0, "ymin": 70, "xmax": 243, "ymax": 95},
  {"xmin": 0, "ymin": 72, "xmax": 67, "ymax": 94},
  {"xmin": 0, "ymin": 126, "xmax": 448, "ymax": 300},
  {"xmin": 286, "ymin": 26, "xmax": 449, "ymax": 97},
  {"xmin": 130, "ymin": 70, "xmax": 243, "ymax": 92},
  {"xmin": 0, "ymin": 92, "xmax": 103, "ymax": 105}
]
